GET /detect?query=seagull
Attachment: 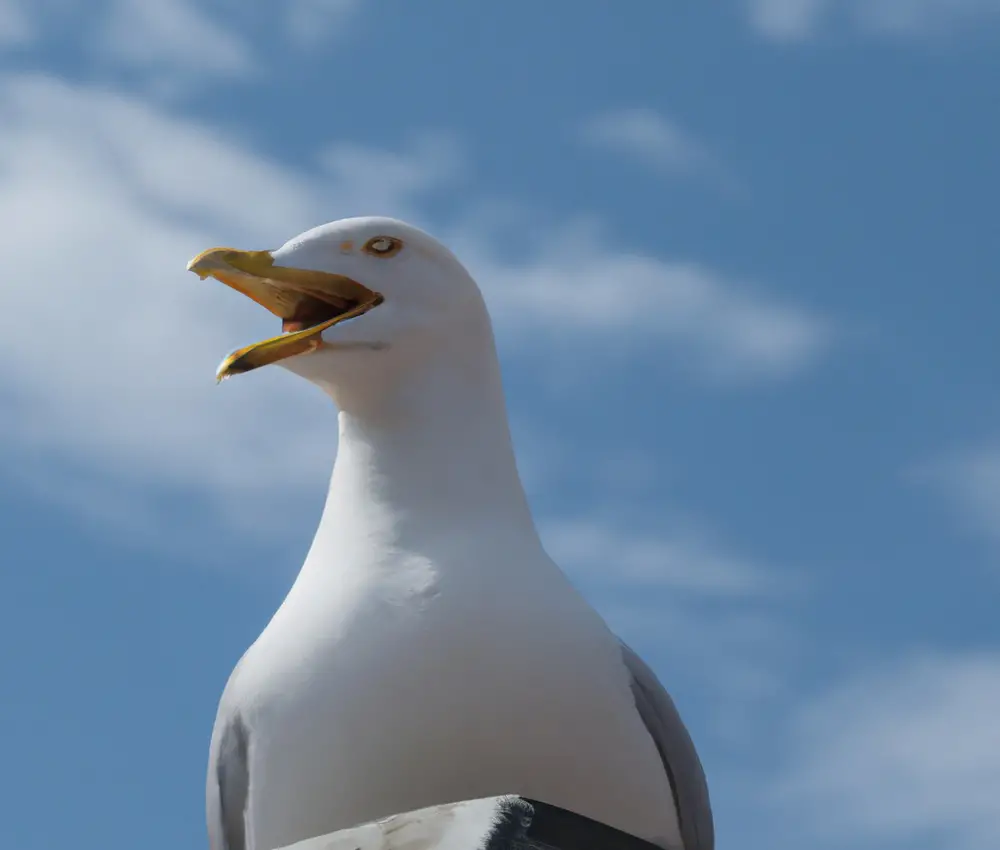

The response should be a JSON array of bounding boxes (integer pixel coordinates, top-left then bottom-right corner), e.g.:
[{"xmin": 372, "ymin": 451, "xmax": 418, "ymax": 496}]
[{"xmin": 188, "ymin": 217, "xmax": 714, "ymax": 850}]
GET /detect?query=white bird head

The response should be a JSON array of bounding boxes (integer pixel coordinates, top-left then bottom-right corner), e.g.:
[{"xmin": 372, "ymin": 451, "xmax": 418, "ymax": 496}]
[{"xmin": 187, "ymin": 216, "xmax": 495, "ymax": 403}]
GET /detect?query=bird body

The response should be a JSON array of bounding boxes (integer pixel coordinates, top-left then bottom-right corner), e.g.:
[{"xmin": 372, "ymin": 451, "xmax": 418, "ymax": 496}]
[
  {"xmin": 221, "ymin": 536, "xmax": 682, "ymax": 850},
  {"xmin": 192, "ymin": 218, "xmax": 713, "ymax": 850}
]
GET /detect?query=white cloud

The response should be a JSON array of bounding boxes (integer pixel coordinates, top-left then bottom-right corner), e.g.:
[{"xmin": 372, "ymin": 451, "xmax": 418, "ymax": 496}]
[
  {"xmin": 859, "ymin": 0, "xmax": 1000, "ymax": 38},
  {"xmin": 475, "ymin": 244, "xmax": 832, "ymax": 383},
  {"xmin": 0, "ymin": 0, "xmax": 251, "ymax": 81},
  {"xmin": 97, "ymin": 0, "xmax": 252, "ymax": 81},
  {"xmin": 919, "ymin": 444, "xmax": 1000, "ymax": 548},
  {"xmin": 0, "ymin": 72, "xmax": 832, "ymax": 534},
  {"xmin": 0, "ymin": 0, "xmax": 32, "ymax": 45},
  {"xmin": 0, "ymin": 0, "xmax": 364, "ymax": 84},
  {"xmin": 318, "ymin": 132, "xmax": 465, "ymax": 212},
  {"xmin": 542, "ymin": 519, "xmax": 781, "ymax": 596},
  {"xmin": 748, "ymin": 0, "xmax": 831, "ymax": 41},
  {"xmin": 773, "ymin": 652, "xmax": 1000, "ymax": 849},
  {"xmin": 748, "ymin": 0, "xmax": 1000, "ymax": 42},
  {"xmin": 286, "ymin": 0, "xmax": 362, "ymax": 46},
  {"xmin": 582, "ymin": 107, "xmax": 715, "ymax": 179}
]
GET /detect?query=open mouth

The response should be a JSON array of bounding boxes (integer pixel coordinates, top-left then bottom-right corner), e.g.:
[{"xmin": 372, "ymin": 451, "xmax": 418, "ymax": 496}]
[{"xmin": 186, "ymin": 247, "xmax": 383, "ymax": 380}]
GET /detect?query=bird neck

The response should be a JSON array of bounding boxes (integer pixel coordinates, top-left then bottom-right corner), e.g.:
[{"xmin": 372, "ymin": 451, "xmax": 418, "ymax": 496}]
[{"xmin": 315, "ymin": 332, "xmax": 539, "ymax": 551}]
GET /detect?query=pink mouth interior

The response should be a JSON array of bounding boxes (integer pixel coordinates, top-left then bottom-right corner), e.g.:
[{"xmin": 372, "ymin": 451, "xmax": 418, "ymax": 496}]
[{"xmin": 281, "ymin": 293, "xmax": 357, "ymax": 333}]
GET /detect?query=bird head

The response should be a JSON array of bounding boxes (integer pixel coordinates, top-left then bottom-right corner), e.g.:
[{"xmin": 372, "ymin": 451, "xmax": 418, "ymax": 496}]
[{"xmin": 188, "ymin": 216, "xmax": 492, "ymax": 398}]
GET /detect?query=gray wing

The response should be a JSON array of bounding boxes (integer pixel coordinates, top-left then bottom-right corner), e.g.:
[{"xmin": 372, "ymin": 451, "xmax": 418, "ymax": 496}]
[
  {"xmin": 207, "ymin": 680, "xmax": 251, "ymax": 850},
  {"xmin": 619, "ymin": 642, "xmax": 714, "ymax": 850}
]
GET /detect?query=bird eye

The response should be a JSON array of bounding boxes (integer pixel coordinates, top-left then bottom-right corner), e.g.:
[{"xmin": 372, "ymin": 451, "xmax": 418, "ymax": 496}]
[{"xmin": 363, "ymin": 236, "xmax": 402, "ymax": 257}]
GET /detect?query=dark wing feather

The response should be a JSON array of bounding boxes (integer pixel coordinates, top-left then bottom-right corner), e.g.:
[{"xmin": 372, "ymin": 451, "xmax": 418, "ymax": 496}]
[
  {"xmin": 620, "ymin": 642, "xmax": 714, "ymax": 850},
  {"xmin": 207, "ymin": 699, "xmax": 250, "ymax": 850}
]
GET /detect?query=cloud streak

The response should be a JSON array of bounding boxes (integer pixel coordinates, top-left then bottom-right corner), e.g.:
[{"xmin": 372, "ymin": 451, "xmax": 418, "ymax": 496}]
[
  {"xmin": 0, "ymin": 0, "xmax": 365, "ymax": 85},
  {"xmin": 748, "ymin": 0, "xmax": 1000, "ymax": 43},
  {"xmin": 918, "ymin": 443, "xmax": 1000, "ymax": 550},
  {"xmin": 286, "ymin": 0, "xmax": 363, "ymax": 46},
  {"xmin": 477, "ymin": 243, "xmax": 831, "ymax": 383},
  {"xmin": 543, "ymin": 519, "xmax": 783, "ymax": 597},
  {"xmin": 773, "ymin": 652, "xmax": 1000, "ymax": 849},
  {"xmin": 0, "ymin": 0, "xmax": 31, "ymax": 45},
  {"xmin": 582, "ymin": 108, "xmax": 716, "ymax": 179},
  {"xmin": 749, "ymin": 0, "xmax": 831, "ymax": 41},
  {"xmin": 97, "ymin": 0, "xmax": 252, "ymax": 81}
]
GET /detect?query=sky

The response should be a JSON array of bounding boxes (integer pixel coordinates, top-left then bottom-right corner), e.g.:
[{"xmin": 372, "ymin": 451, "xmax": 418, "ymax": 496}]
[{"xmin": 0, "ymin": 1, "xmax": 998, "ymax": 849}]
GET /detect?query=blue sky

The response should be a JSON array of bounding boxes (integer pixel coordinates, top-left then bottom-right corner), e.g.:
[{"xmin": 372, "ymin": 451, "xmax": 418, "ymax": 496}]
[{"xmin": 1, "ymin": 1, "xmax": 998, "ymax": 849}]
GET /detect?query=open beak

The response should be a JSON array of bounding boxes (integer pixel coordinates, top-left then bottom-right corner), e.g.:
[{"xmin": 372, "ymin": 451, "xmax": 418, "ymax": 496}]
[{"xmin": 187, "ymin": 247, "xmax": 383, "ymax": 380}]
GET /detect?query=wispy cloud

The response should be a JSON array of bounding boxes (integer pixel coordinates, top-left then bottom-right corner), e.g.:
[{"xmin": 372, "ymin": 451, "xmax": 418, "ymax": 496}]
[
  {"xmin": 318, "ymin": 132, "xmax": 466, "ymax": 211},
  {"xmin": 0, "ymin": 0, "xmax": 365, "ymax": 85},
  {"xmin": 97, "ymin": 0, "xmax": 252, "ymax": 82},
  {"xmin": 581, "ymin": 107, "xmax": 717, "ymax": 180},
  {"xmin": 860, "ymin": 0, "xmax": 1000, "ymax": 38},
  {"xmin": 0, "ymin": 0, "xmax": 251, "ymax": 84},
  {"xmin": 918, "ymin": 444, "xmax": 1000, "ymax": 548},
  {"xmin": 543, "ymin": 519, "xmax": 783, "ymax": 597},
  {"xmin": 748, "ymin": 0, "xmax": 1000, "ymax": 43},
  {"xmin": 0, "ymin": 0, "xmax": 32, "ymax": 45},
  {"xmin": 475, "ymin": 243, "xmax": 832, "ymax": 383},
  {"xmin": 772, "ymin": 652, "xmax": 1000, "ymax": 849},
  {"xmin": 749, "ymin": 0, "xmax": 831, "ymax": 42},
  {"xmin": 286, "ymin": 0, "xmax": 362, "ymax": 46}
]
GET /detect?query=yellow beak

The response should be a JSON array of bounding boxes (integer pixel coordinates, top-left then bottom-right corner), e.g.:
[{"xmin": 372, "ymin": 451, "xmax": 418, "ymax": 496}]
[{"xmin": 187, "ymin": 247, "xmax": 382, "ymax": 380}]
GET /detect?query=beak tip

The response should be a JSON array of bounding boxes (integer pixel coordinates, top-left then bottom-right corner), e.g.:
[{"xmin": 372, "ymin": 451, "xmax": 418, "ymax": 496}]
[
  {"xmin": 187, "ymin": 246, "xmax": 239, "ymax": 278},
  {"xmin": 186, "ymin": 257, "xmax": 209, "ymax": 279}
]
